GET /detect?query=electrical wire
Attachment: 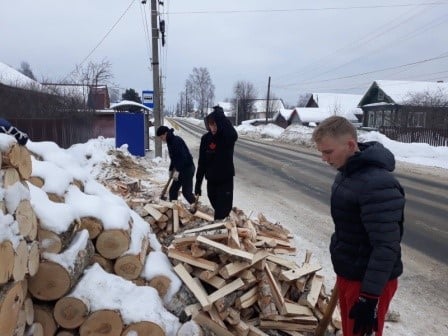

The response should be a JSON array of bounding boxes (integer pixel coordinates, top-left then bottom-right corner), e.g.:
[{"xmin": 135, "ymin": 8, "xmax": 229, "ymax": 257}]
[
  {"xmin": 166, "ymin": 3, "xmax": 448, "ymax": 15},
  {"xmin": 64, "ymin": 0, "xmax": 136, "ymax": 81}
]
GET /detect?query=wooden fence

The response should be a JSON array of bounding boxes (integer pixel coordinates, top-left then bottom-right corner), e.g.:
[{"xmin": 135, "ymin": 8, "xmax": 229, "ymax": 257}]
[{"xmin": 379, "ymin": 126, "xmax": 448, "ymax": 146}]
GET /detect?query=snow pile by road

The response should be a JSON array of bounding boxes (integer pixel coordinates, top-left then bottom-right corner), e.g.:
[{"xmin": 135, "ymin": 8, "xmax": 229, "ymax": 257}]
[{"xmin": 236, "ymin": 123, "xmax": 448, "ymax": 169}]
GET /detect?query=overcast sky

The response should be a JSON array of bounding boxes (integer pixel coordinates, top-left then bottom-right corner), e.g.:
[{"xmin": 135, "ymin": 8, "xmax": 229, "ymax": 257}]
[{"xmin": 2, "ymin": 0, "xmax": 448, "ymax": 110}]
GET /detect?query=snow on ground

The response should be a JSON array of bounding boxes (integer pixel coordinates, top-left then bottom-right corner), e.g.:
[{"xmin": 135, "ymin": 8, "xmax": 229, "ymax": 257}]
[{"xmin": 236, "ymin": 123, "xmax": 448, "ymax": 169}]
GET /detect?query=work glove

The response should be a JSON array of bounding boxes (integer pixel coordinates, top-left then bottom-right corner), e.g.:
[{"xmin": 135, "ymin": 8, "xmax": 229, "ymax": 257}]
[
  {"xmin": 349, "ymin": 294, "xmax": 378, "ymax": 335},
  {"xmin": 172, "ymin": 170, "xmax": 179, "ymax": 181},
  {"xmin": 194, "ymin": 182, "xmax": 201, "ymax": 196}
]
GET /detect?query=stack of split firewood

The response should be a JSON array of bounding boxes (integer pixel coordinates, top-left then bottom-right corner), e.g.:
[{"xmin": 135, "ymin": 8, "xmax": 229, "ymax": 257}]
[
  {"xmin": 163, "ymin": 209, "xmax": 341, "ymax": 336},
  {"xmin": 0, "ymin": 141, "xmax": 43, "ymax": 335}
]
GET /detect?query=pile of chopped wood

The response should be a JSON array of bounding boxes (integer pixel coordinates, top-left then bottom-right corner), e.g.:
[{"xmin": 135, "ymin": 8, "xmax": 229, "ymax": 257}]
[{"xmin": 161, "ymin": 208, "xmax": 341, "ymax": 336}]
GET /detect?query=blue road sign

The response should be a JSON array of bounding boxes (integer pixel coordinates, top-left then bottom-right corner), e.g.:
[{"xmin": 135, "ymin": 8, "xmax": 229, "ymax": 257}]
[{"xmin": 142, "ymin": 90, "xmax": 154, "ymax": 109}]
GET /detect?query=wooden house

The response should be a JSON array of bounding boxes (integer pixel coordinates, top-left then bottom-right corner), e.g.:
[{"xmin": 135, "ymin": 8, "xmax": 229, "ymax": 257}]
[{"xmin": 359, "ymin": 80, "xmax": 448, "ymax": 145}]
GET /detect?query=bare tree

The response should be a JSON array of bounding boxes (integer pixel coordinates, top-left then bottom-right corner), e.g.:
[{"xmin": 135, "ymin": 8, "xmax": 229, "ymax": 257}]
[
  {"xmin": 187, "ymin": 67, "xmax": 215, "ymax": 117},
  {"xmin": 232, "ymin": 80, "xmax": 257, "ymax": 124},
  {"xmin": 72, "ymin": 58, "xmax": 113, "ymax": 88},
  {"xmin": 19, "ymin": 61, "xmax": 36, "ymax": 80}
]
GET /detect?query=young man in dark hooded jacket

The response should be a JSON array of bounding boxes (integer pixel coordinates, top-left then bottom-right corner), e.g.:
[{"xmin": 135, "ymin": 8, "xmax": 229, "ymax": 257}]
[
  {"xmin": 0, "ymin": 118, "xmax": 29, "ymax": 145},
  {"xmin": 312, "ymin": 116, "xmax": 405, "ymax": 336},
  {"xmin": 156, "ymin": 126, "xmax": 196, "ymax": 206},
  {"xmin": 195, "ymin": 106, "xmax": 238, "ymax": 220}
]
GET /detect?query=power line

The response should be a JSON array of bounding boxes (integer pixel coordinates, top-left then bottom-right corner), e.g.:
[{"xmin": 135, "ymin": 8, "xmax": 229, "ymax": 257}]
[
  {"xmin": 167, "ymin": 3, "xmax": 448, "ymax": 15},
  {"xmin": 64, "ymin": 0, "xmax": 136, "ymax": 80},
  {"xmin": 277, "ymin": 52, "xmax": 448, "ymax": 88}
]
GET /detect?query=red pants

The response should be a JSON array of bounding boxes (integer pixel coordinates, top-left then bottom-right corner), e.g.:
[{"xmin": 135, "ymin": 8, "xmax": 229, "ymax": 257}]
[{"xmin": 336, "ymin": 276, "xmax": 398, "ymax": 336}]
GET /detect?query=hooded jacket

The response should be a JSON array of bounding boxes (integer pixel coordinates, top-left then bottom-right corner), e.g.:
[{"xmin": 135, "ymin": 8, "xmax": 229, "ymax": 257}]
[
  {"xmin": 0, "ymin": 118, "xmax": 28, "ymax": 145},
  {"xmin": 166, "ymin": 129, "xmax": 194, "ymax": 172},
  {"xmin": 196, "ymin": 107, "xmax": 238, "ymax": 184},
  {"xmin": 330, "ymin": 141, "xmax": 405, "ymax": 296}
]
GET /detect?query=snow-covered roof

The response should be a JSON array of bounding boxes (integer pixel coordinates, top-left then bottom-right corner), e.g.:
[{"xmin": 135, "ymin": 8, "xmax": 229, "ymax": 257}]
[
  {"xmin": 372, "ymin": 80, "xmax": 448, "ymax": 104},
  {"xmin": 273, "ymin": 108, "xmax": 295, "ymax": 121},
  {"xmin": 294, "ymin": 108, "xmax": 332, "ymax": 123},
  {"xmin": 252, "ymin": 99, "xmax": 285, "ymax": 112},
  {"xmin": 110, "ymin": 100, "xmax": 152, "ymax": 111},
  {"xmin": 311, "ymin": 93, "xmax": 362, "ymax": 119},
  {"xmin": 0, "ymin": 61, "xmax": 43, "ymax": 90}
]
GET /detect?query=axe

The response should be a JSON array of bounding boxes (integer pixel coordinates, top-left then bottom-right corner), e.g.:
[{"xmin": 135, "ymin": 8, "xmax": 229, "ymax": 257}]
[{"xmin": 160, "ymin": 171, "xmax": 174, "ymax": 201}]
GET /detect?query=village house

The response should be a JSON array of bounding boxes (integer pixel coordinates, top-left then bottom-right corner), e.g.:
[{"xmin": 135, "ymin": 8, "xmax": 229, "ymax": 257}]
[{"xmin": 359, "ymin": 80, "xmax": 448, "ymax": 145}]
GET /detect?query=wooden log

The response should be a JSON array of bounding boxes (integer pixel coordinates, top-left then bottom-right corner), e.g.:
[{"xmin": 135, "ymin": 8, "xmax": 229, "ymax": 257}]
[
  {"xmin": 196, "ymin": 235, "xmax": 254, "ymax": 262},
  {"xmin": 168, "ymin": 249, "xmax": 219, "ymax": 272},
  {"xmin": 29, "ymin": 239, "xmax": 95, "ymax": 301},
  {"xmin": 54, "ymin": 296, "xmax": 89, "ymax": 329},
  {"xmin": 144, "ymin": 204, "xmax": 164, "ymax": 221},
  {"xmin": 193, "ymin": 311, "xmax": 234, "ymax": 336},
  {"xmin": 91, "ymin": 253, "xmax": 114, "ymax": 273},
  {"xmin": 15, "ymin": 200, "xmax": 35, "ymax": 237},
  {"xmin": 37, "ymin": 220, "xmax": 78, "ymax": 254},
  {"xmin": 257, "ymin": 271, "xmax": 278, "ymax": 319},
  {"xmin": 173, "ymin": 264, "xmax": 209, "ymax": 308},
  {"xmin": 122, "ymin": 321, "xmax": 165, "ymax": 336},
  {"xmin": 206, "ymin": 278, "xmax": 245, "ymax": 309},
  {"xmin": 193, "ymin": 210, "xmax": 214, "ymax": 222},
  {"xmin": 24, "ymin": 297, "xmax": 34, "ymax": 326},
  {"xmin": 0, "ymin": 240, "xmax": 14, "ymax": 284},
  {"xmin": 2, "ymin": 144, "xmax": 32, "ymax": 179},
  {"xmin": 29, "ymin": 176, "xmax": 44, "ymax": 188},
  {"xmin": 114, "ymin": 237, "xmax": 149, "ymax": 280},
  {"xmin": 0, "ymin": 281, "xmax": 26, "ymax": 336},
  {"xmin": 148, "ymin": 275, "xmax": 172, "ymax": 299},
  {"xmin": 299, "ymin": 274, "xmax": 324, "ymax": 308},
  {"xmin": 26, "ymin": 323, "xmax": 44, "ymax": 336},
  {"xmin": 28, "ymin": 241, "xmax": 40, "ymax": 277},
  {"xmin": 56, "ymin": 330, "xmax": 76, "ymax": 336},
  {"xmin": 173, "ymin": 208, "xmax": 179, "ymax": 233},
  {"xmin": 34, "ymin": 304, "xmax": 58, "ymax": 336},
  {"xmin": 47, "ymin": 192, "xmax": 65, "ymax": 203},
  {"xmin": 14, "ymin": 309, "xmax": 26, "ymax": 336},
  {"xmin": 96, "ymin": 229, "xmax": 130, "ymax": 259},
  {"xmin": 79, "ymin": 216, "xmax": 103, "ymax": 239},
  {"xmin": 13, "ymin": 239, "xmax": 28, "ymax": 281},
  {"xmin": 3, "ymin": 167, "xmax": 20, "ymax": 187},
  {"xmin": 280, "ymin": 264, "xmax": 322, "ymax": 282},
  {"xmin": 79, "ymin": 309, "xmax": 123, "ymax": 336}
]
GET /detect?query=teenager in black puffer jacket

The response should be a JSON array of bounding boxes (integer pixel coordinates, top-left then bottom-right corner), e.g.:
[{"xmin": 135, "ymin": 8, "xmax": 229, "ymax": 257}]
[
  {"xmin": 312, "ymin": 116, "xmax": 405, "ymax": 336},
  {"xmin": 157, "ymin": 126, "xmax": 196, "ymax": 204},
  {"xmin": 195, "ymin": 106, "xmax": 238, "ymax": 219}
]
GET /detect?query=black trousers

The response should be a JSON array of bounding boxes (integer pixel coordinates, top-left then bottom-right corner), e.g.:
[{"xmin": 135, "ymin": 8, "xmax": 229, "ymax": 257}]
[
  {"xmin": 207, "ymin": 178, "xmax": 233, "ymax": 220},
  {"xmin": 169, "ymin": 164, "xmax": 196, "ymax": 204}
]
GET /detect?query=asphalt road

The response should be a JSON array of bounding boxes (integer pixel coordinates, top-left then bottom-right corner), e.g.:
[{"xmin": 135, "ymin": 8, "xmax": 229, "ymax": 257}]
[{"xmin": 175, "ymin": 118, "xmax": 448, "ymax": 265}]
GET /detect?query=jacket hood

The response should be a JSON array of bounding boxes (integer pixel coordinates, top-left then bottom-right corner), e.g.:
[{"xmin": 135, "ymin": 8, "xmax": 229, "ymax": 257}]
[{"xmin": 343, "ymin": 141, "xmax": 395, "ymax": 175}]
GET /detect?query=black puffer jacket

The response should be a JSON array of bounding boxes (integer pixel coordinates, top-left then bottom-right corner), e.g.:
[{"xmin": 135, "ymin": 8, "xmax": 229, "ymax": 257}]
[
  {"xmin": 330, "ymin": 141, "xmax": 405, "ymax": 296},
  {"xmin": 166, "ymin": 129, "xmax": 194, "ymax": 172},
  {"xmin": 196, "ymin": 107, "xmax": 238, "ymax": 185}
]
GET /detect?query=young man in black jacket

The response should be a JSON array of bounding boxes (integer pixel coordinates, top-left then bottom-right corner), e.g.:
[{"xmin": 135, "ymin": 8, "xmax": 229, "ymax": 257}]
[
  {"xmin": 156, "ymin": 126, "xmax": 196, "ymax": 206},
  {"xmin": 0, "ymin": 118, "xmax": 29, "ymax": 145},
  {"xmin": 195, "ymin": 106, "xmax": 238, "ymax": 220},
  {"xmin": 312, "ymin": 116, "xmax": 405, "ymax": 336}
]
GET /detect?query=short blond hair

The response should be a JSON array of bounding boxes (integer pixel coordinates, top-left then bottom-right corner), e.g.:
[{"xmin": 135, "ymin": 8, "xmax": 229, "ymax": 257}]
[{"xmin": 312, "ymin": 116, "xmax": 357, "ymax": 143}]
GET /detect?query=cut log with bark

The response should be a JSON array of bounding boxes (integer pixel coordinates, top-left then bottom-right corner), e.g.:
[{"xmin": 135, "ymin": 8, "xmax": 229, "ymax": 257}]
[
  {"xmin": 122, "ymin": 321, "xmax": 165, "ymax": 336},
  {"xmin": 96, "ymin": 229, "xmax": 130, "ymax": 259},
  {"xmin": 0, "ymin": 240, "xmax": 14, "ymax": 284},
  {"xmin": 3, "ymin": 167, "xmax": 20, "ymax": 187},
  {"xmin": 37, "ymin": 219, "xmax": 79, "ymax": 254},
  {"xmin": 2, "ymin": 144, "xmax": 32, "ymax": 179},
  {"xmin": 13, "ymin": 239, "xmax": 29, "ymax": 281},
  {"xmin": 79, "ymin": 310, "xmax": 123, "ymax": 336},
  {"xmin": 29, "ymin": 239, "xmax": 94, "ymax": 301},
  {"xmin": 15, "ymin": 200, "xmax": 37, "ymax": 237},
  {"xmin": 79, "ymin": 216, "xmax": 103, "ymax": 239},
  {"xmin": 54, "ymin": 296, "xmax": 89, "ymax": 329},
  {"xmin": 148, "ymin": 275, "xmax": 172, "ymax": 299},
  {"xmin": 0, "ymin": 281, "xmax": 26, "ymax": 336},
  {"xmin": 114, "ymin": 236, "xmax": 149, "ymax": 280},
  {"xmin": 91, "ymin": 253, "xmax": 114, "ymax": 273},
  {"xmin": 33, "ymin": 304, "xmax": 57, "ymax": 336}
]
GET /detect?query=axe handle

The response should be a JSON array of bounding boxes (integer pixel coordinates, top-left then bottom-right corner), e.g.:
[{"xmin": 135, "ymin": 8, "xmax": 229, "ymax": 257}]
[
  {"xmin": 315, "ymin": 284, "xmax": 339, "ymax": 336},
  {"xmin": 161, "ymin": 175, "xmax": 173, "ymax": 198}
]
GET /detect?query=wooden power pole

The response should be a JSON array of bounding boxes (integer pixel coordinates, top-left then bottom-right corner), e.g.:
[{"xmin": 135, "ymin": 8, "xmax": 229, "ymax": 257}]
[
  {"xmin": 265, "ymin": 76, "xmax": 271, "ymax": 124},
  {"xmin": 151, "ymin": 0, "xmax": 162, "ymax": 157}
]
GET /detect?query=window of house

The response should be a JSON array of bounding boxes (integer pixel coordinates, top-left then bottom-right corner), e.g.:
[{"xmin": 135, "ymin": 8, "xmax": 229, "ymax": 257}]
[
  {"xmin": 408, "ymin": 111, "xmax": 425, "ymax": 127},
  {"xmin": 374, "ymin": 111, "xmax": 383, "ymax": 128},
  {"xmin": 368, "ymin": 111, "xmax": 376, "ymax": 127},
  {"xmin": 383, "ymin": 110, "xmax": 392, "ymax": 126}
]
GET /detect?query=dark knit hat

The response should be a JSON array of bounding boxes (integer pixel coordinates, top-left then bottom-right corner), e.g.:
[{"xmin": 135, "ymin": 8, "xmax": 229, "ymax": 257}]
[{"xmin": 156, "ymin": 126, "xmax": 170, "ymax": 136}]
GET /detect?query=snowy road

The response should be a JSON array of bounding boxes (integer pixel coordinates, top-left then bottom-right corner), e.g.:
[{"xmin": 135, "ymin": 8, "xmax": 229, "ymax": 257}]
[
  {"xmin": 175, "ymin": 119, "xmax": 448, "ymax": 264},
  {"xmin": 170, "ymin": 118, "xmax": 448, "ymax": 336}
]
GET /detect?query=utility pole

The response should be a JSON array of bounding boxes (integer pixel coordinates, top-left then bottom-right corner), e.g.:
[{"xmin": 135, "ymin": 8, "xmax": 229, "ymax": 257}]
[
  {"xmin": 151, "ymin": 0, "xmax": 162, "ymax": 156},
  {"xmin": 265, "ymin": 76, "xmax": 271, "ymax": 124}
]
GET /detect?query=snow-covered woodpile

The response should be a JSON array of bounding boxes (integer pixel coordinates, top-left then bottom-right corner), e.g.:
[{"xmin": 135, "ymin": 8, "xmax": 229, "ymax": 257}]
[{"xmin": 0, "ymin": 134, "xmax": 341, "ymax": 336}]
